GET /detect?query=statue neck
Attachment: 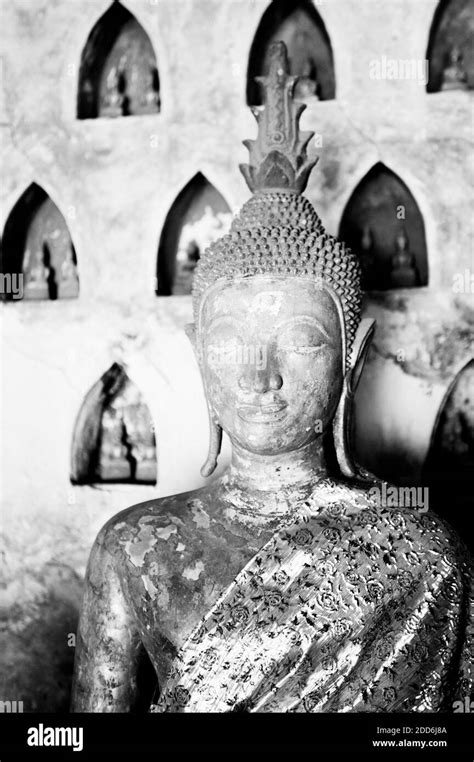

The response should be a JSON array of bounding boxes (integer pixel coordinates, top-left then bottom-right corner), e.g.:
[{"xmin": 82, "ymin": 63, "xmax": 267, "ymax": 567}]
[{"xmin": 226, "ymin": 438, "xmax": 328, "ymax": 498}]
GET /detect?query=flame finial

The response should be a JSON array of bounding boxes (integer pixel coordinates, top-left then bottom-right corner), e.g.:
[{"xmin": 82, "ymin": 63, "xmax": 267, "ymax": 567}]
[{"xmin": 239, "ymin": 41, "xmax": 318, "ymax": 194}]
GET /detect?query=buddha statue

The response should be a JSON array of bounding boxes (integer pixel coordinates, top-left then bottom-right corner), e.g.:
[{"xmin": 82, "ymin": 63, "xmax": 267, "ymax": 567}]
[
  {"xmin": 57, "ymin": 243, "xmax": 79, "ymax": 299},
  {"xmin": 101, "ymin": 65, "xmax": 124, "ymax": 118},
  {"xmin": 141, "ymin": 65, "xmax": 161, "ymax": 115},
  {"xmin": 81, "ymin": 77, "xmax": 94, "ymax": 118},
  {"xmin": 441, "ymin": 46, "xmax": 469, "ymax": 92},
  {"xmin": 98, "ymin": 407, "xmax": 132, "ymax": 482},
  {"xmin": 24, "ymin": 247, "xmax": 50, "ymax": 300},
  {"xmin": 291, "ymin": 32, "xmax": 320, "ymax": 101},
  {"xmin": 123, "ymin": 398, "xmax": 157, "ymax": 484},
  {"xmin": 71, "ymin": 42, "xmax": 472, "ymax": 713},
  {"xmin": 389, "ymin": 227, "xmax": 419, "ymax": 288},
  {"xmin": 359, "ymin": 222, "xmax": 375, "ymax": 290}
]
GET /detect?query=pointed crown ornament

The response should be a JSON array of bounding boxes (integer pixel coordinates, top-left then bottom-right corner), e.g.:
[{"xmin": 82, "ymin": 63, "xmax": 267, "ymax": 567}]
[{"xmin": 192, "ymin": 42, "xmax": 362, "ymax": 358}]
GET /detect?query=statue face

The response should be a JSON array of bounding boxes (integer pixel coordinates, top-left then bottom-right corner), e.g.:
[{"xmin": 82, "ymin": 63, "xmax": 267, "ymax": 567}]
[{"xmin": 198, "ymin": 277, "xmax": 344, "ymax": 455}]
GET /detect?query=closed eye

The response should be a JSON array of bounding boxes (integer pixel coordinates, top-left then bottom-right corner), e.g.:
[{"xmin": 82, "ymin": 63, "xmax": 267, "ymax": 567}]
[
  {"xmin": 278, "ymin": 329, "xmax": 327, "ymax": 355},
  {"xmin": 279, "ymin": 342, "xmax": 326, "ymax": 355}
]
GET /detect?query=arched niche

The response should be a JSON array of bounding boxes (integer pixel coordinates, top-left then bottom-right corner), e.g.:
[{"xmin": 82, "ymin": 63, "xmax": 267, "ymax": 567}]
[
  {"xmin": 71, "ymin": 363, "xmax": 157, "ymax": 486},
  {"xmin": 1, "ymin": 183, "xmax": 79, "ymax": 301},
  {"xmin": 422, "ymin": 359, "xmax": 474, "ymax": 549},
  {"xmin": 246, "ymin": 0, "xmax": 335, "ymax": 106},
  {"xmin": 426, "ymin": 0, "xmax": 473, "ymax": 93},
  {"xmin": 339, "ymin": 163, "xmax": 428, "ymax": 291},
  {"xmin": 156, "ymin": 172, "xmax": 232, "ymax": 296},
  {"xmin": 77, "ymin": 1, "xmax": 160, "ymax": 119}
]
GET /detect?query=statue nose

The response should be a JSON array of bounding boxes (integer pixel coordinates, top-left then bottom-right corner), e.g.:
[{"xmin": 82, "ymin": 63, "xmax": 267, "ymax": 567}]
[{"xmin": 239, "ymin": 370, "xmax": 283, "ymax": 393}]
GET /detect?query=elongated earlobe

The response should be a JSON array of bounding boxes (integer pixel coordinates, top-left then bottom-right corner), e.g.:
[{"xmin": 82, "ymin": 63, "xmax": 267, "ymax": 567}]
[
  {"xmin": 186, "ymin": 322, "xmax": 222, "ymax": 476},
  {"xmin": 333, "ymin": 319, "xmax": 375, "ymax": 481},
  {"xmin": 333, "ymin": 375, "xmax": 356, "ymax": 478},
  {"xmin": 201, "ymin": 409, "xmax": 222, "ymax": 477}
]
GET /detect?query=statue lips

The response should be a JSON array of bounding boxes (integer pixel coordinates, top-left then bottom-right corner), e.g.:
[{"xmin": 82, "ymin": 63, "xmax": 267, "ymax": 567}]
[{"xmin": 237, "ymin": 401, "xmax": 288, "ymax": 424}]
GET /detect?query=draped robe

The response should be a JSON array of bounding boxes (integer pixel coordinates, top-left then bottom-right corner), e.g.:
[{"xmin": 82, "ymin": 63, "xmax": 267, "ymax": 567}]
[{"xmin": 149, "ymin": 482, "xmax": 473, "ymax": 713}]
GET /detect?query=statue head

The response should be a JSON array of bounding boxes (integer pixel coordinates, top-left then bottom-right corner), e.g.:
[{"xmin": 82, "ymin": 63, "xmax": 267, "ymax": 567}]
[{"xmin": 187, "ymin": 42, "xmax": 374, "ymax": 478}]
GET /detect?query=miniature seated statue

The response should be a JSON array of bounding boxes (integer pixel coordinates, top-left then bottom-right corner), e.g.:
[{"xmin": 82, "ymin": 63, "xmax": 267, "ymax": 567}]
[
  {"xmin": 389, "ymin": 228, "xmax": 420, "ymax": 288},
  {"xmin": 58, "ymin": 244, "xmax": 79, "ymax": 299},
  {"xmin": 441, "ymin": 47, "xmax": 469, "ymax": 92},
  {"xmin": 24, "ymin": 248, "xmax": 50, "ymax": 300},
  {"xmin": 359, "ymin": 222, "xmax": 375, "ymax": 290},
  {"xmin": 71, "ymin": 43, "xmax": 472, "ymax": 713},
  {"xmin": 291, "ymin": 32, "xmax": 320, "ymax": 101}
]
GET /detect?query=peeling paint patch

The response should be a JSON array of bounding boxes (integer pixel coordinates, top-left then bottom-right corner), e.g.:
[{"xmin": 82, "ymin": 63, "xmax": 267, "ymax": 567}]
[
  {"xmin": 124, "ymin": 525, "xmax": 158, "ymax": 567},
  {"xmin": 188, "ymin": 499, "xmax": 210, "ymax": 529},
  {"xmin": 168, "ymin": 514, "xmax": 185, "ymax": 527},
  {"xmin": 155, "ymin": 524, "xmax": 177, "ymax": 540},
  {"xmin": 183, "ymin": 560, "xmax": 205, "ymax": 581},
  {"xmin": 142, "ymin": 575, "xmax": 159, "ymax": 599}
]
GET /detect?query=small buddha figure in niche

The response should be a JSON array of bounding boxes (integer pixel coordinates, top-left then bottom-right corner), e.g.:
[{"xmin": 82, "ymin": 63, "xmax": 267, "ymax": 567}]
[
  {"xmin": 72, "ymin": 43, "xmax": 472, "ymax": 713},
  {"xmin": 98, "ymin": 408, "xmax": 132, "ymax": 482},
  {"xmin": 292, "ymin": 32, "xmax": 319, "ymax": 101},
  {"xmin": 101, "ymin": 65, "xmax": 124, "ymax": 118},
  {"xmin": 359, "ymin": 222, "xmax": 375, "ymax": 290},
  {"xmin": 183, "ymin": 241, "xmax": 200, "ymax": 270},
  {"xmin": 441, "ymin": 46, "xmax": 469, "ymax": 92},
  {"xmin": 141, "ymin": 65, "xmax": 161, "ymax": 114},
  {"xmin": 171, "ymin": 241, "xmax": 201, "ymax": 296},
  {"xmin": 389, "ymin": 227, "xmax": 420, "ymax": 288},
  {"xmin": 128, "ymin": 412, "xmax": 157, "ymax": 484},
  {"xmin": 24, "ymin": 247, "xmax": 50, "ymax": 300},
  {"xmin": 58, "ymin": 244, "xmax": 79, "ymax": 299},
  {"xmin": 81, "ymin": 78, "xmax": 94, "ymax": 116}
]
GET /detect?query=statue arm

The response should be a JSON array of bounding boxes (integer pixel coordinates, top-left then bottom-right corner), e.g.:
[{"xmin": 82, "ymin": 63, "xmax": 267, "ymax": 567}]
[{"xmin": 70, "ymin": 524, "xmax": 149, "ymax": 712}]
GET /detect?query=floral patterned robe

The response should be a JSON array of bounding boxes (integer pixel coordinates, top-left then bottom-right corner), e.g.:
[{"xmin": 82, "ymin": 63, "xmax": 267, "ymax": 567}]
[{"xmin": 150, "ymin": 481, "xmax": 473, "ymax": 713}]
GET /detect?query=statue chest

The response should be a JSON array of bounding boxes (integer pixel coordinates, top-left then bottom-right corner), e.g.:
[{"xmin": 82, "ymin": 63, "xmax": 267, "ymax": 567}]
[{"xmin": 117, "ymin": 516, "xmax": 271, "ymax": 682}]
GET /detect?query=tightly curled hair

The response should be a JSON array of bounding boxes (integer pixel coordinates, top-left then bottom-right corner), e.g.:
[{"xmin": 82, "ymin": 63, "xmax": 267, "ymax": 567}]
[{"xmin": 192, "ymin": 191, "xmax": 362, "ymax": 358}]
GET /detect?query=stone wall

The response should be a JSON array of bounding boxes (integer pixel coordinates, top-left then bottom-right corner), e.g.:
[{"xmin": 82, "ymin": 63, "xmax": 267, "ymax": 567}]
[{"xmin": 0, "ymin": 0, "xmax": 472, "ymax": 711}]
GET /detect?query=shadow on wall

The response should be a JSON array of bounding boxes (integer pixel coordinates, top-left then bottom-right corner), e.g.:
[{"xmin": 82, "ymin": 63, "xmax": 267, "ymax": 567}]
[
  {"xmin": 423, "ymin": 359, "xmax": 474, "ymax": 550},
  {"xmin": 0, "ymin": 563, "xmax": 83, "ymax": 712}
]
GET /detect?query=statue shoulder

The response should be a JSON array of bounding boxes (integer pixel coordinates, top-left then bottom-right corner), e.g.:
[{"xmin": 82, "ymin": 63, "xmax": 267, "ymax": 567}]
[
  {"xmin": 90, "ymin": 488, "xmax": 216, "ymax": 570},
  {"xmin": 359, "ymin": 483, "xmax": 472, "ymax": 574},
  {"xmin": 310, "ymin": 477, "xmax": 471, "ymax": 570}
]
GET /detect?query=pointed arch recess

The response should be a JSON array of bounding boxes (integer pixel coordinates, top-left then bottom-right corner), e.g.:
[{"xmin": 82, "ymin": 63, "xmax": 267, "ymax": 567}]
[
  {"xmin": 338, "ymin": 163, "xmax": 428, "ymax": 291},
  {"xmin": 71, "ymin": 363, "xmax": 157, "ymax": 485},
  {"xmin": 77, "ymin": 1, "xmax": 161, "ymax": 119},
  {"xmin": 1, "ymin": 182, "xmax": 79, "ymax": 301},
  {"xmin": 246, "ymin": 0, "xmax": 335, "ymax": 106},
  {"xmin": 426, "ymin": 0, "xmax": 473, "ymax": 93},
  {"xmin": 156, "ymin": 172, "xmax": 232, "ymax": 296}
]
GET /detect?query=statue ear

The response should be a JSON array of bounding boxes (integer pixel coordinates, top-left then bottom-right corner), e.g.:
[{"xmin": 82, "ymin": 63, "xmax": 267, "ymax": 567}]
[
  {"xmin": 347, "ymin": 318, "xmax": 375, "ymax": 395},
  {"xmin": 185, "ymin": 322, "xmax": 222, "ymax": 476},
  {"xmin": 332, "ymin": 318, "xmax": 375, "ymax": 480}
]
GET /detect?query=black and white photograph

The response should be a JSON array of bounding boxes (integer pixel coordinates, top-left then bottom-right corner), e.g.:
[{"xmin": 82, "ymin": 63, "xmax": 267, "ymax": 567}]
[{"xmin": 0, "ymin": 0, "xmax": 473, "ymax": 757}]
